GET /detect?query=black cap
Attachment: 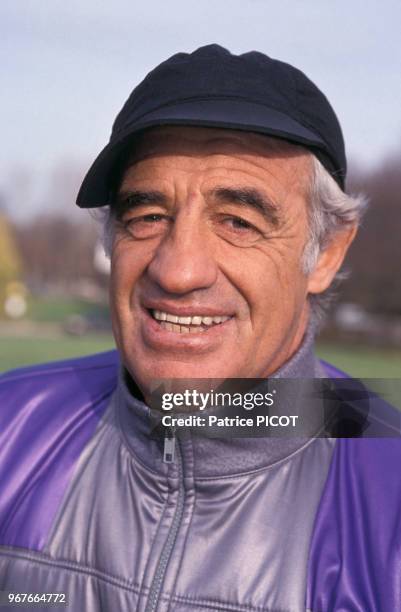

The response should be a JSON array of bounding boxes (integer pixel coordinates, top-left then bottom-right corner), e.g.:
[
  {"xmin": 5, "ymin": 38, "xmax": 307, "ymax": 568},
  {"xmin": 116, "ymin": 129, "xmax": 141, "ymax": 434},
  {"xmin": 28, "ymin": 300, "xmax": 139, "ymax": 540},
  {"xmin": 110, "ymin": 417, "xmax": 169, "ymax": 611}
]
[{"xmin": 76, "ymin": 44, "xmax": 346, "ymax": 207}]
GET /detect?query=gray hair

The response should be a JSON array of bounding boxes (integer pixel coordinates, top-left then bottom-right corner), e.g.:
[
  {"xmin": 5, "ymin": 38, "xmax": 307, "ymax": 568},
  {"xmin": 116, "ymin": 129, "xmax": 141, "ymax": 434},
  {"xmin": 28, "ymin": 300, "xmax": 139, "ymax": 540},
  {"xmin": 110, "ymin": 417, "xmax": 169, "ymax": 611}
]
[
  {"xmin": 303, "ymin": 157, "xmax": 367, "ymax": 318},
  {"xmin": 97, "ymin": 152, "xmax": 367, "ymax": 317},
  {"xmin": 302, "ymin": 157, "xmax": 366, "ymax": 273}
]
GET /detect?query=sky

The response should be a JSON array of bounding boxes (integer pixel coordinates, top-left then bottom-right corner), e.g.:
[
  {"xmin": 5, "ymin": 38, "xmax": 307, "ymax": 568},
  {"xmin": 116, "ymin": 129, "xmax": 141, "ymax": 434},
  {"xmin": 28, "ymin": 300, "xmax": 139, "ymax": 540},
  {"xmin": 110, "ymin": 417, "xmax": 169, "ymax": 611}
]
[{"xmin": 1, "ymin": 0, "xmax": 401, "ymax": 218}]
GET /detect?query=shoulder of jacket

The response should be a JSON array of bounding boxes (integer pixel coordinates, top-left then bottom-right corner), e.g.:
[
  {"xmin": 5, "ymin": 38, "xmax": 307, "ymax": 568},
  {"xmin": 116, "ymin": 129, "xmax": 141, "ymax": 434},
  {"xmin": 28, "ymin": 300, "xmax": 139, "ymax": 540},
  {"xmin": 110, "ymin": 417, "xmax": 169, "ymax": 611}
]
[
  {"xmin": 0, "ymin": 349, "xmax": 119, "ymax": 383},
  {"xmin": 0, "ymin": 351, "xmax": 120, "ymax": 550},
  {"xmin": 0, "ymin": 350, "xmax": 120, "ymax": 430}
]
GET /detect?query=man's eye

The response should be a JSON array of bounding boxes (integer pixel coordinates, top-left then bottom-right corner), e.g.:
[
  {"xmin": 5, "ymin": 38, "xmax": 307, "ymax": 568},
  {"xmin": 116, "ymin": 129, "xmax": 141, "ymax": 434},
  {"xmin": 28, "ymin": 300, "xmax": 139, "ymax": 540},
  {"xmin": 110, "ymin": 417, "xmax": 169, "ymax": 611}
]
[
  {"xmin": 224, "ymin": 216, "xmax": 254, "ymax": 231},
  {"xmin": 222, "ymin": 216, "xmax": 261, "ymax": 234},
  {"xmin": 141, "ymin": 214, "xmax": 164, "ymax": 223},
  {"xmin": 215, "ymin": 215, "xmax": 263, "ymax": 246},
  {"xmin": 123, "ymin": 214, "xmax": 169, "ymax": 239}
]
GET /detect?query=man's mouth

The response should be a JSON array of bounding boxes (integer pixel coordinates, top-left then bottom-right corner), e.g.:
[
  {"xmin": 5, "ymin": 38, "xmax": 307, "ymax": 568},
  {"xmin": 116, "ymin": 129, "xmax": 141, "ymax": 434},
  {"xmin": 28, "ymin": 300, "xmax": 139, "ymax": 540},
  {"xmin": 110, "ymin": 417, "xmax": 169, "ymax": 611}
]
[{"xmin": 150, "ymin": 309, "xmax": 231, "ymax": 334}]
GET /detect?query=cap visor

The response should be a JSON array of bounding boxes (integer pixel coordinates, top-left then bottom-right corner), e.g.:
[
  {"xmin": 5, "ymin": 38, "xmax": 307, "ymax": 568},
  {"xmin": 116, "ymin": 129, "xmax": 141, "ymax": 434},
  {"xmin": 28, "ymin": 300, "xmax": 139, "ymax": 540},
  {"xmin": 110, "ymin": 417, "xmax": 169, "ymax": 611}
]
[{"xmin": 77, "ymin": 98, "xmax": 329, "ymax": 207}]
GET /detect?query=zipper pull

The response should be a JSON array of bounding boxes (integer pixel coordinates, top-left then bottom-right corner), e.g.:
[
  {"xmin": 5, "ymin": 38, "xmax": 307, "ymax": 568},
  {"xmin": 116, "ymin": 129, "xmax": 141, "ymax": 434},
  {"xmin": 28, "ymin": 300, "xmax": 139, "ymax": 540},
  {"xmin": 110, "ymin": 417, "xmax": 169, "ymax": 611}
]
[{"xmin": 163, "ymin": 427, "xmax": 176, "ymax": 463}]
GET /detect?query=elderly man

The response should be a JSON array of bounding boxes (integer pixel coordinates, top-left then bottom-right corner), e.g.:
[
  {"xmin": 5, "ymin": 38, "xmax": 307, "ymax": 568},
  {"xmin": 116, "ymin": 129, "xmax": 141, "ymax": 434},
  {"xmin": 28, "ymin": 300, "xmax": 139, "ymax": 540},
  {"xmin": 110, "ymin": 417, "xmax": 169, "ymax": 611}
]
[{"xmin": 1, "ymin": 45, "xmax": 400, "ymax": 612}]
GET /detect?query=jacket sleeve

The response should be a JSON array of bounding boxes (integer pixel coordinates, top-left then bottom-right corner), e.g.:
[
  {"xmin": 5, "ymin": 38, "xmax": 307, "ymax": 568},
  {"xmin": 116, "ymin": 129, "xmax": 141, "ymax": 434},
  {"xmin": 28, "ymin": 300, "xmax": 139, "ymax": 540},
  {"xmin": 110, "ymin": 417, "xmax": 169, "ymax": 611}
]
[
  {"xmin": 307, "ymin": 437, "xmax": 401, "ymax": 611},
  {"xmin": 0, "ymin": 351, "xmax": 118, "ymax": 552}
]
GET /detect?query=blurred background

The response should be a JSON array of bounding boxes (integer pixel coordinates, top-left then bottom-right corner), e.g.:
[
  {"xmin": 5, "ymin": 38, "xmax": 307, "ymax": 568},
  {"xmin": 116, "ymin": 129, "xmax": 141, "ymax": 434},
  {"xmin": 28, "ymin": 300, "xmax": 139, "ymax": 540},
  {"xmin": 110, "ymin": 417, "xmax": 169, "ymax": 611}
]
[{"xmin": 1, "ymin": 0, "xmax": 400, "ymax": 376}]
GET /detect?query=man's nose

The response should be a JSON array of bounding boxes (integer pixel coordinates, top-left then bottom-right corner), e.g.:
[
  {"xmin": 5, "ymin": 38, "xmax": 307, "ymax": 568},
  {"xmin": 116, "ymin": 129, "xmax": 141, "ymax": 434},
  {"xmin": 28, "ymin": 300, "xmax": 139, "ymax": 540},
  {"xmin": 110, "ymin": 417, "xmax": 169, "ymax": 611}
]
[{"xmin": 146, "ymin": 213, "xmax": 218, "ymax": 294}]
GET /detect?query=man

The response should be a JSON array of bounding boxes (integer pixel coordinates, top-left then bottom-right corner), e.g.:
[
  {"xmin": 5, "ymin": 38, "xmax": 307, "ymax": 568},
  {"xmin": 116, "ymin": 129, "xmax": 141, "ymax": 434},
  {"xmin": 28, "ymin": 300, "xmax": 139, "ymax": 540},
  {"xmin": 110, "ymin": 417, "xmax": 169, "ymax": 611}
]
[{"xmin": 1, "ymin": 45, "xmax": 400, "ymax": 611}]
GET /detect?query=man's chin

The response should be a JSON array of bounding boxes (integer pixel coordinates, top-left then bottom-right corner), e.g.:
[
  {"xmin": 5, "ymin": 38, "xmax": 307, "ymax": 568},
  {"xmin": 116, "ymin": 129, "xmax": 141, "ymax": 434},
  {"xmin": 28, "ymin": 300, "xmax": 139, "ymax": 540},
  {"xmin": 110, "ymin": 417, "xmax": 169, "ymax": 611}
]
[{"xmin": 124, "ymin": 356, "xmax": 243, "ymax": 395}]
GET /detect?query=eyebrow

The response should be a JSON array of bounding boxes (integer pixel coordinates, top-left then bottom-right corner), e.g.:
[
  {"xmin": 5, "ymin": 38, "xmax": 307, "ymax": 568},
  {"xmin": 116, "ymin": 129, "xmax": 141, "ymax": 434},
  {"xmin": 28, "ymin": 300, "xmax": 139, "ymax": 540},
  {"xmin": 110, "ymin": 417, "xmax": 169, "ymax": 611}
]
[
  {"xmin": 114, "ymin": 190, "xmax": 167, "ymax": 218},
  {"xmin": 212, "ymin": 187, "xmax": 281, "ymax": 227},
  {"xmin": 114, "ymin": 186, "xmax": 281, "ymax": 227}
]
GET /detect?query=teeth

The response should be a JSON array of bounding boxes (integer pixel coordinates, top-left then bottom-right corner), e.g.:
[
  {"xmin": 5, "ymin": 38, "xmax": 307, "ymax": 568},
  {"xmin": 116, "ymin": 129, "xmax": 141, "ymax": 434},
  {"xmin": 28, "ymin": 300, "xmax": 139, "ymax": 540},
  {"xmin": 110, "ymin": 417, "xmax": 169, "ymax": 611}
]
[
  {"xmin": 160, "ymin": 322, "xmax": 205, "ymax": 333},
  {"xmin": 153, "ymin": 310, "xmax": 231, "ymax": 331},
  {"xmin": 178, "ymin": 316, "xmax": 191, "ymax": 325}
]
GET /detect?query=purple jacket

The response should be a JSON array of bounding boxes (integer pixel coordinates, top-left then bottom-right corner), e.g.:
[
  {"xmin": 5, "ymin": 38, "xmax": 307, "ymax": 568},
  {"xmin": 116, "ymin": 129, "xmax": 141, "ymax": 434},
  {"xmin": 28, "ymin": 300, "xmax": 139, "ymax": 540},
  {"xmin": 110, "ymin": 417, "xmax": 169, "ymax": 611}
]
[{"xmin": 0, "ymin": 351, "xmax": 400, "ymax": 611}]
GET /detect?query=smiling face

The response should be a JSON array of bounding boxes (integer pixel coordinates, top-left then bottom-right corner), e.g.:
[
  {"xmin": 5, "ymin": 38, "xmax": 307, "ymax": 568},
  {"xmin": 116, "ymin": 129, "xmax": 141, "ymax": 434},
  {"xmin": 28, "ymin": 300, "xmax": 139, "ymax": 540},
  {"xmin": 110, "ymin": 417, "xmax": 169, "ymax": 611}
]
[{"xmin": 109, "ymin": 126, "xmax": 315, "ymax": 395}]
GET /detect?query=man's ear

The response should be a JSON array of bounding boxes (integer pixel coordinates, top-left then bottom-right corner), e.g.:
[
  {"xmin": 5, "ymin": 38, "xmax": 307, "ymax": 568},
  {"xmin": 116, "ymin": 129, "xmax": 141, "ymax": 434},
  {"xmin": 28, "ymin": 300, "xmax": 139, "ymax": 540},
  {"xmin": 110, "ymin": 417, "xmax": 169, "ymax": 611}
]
[{"xmin": 307, "ymin": 225, "xmax": 358, "ymax": 294}]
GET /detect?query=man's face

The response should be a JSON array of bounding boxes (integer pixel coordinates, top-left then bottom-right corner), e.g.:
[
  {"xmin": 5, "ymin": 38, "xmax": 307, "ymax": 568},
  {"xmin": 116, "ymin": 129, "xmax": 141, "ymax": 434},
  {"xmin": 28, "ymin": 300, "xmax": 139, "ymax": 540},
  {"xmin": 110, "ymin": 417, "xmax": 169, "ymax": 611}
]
[{"xmin": 110, "ymin": 126, "xmax": 313, "ymax": 394}]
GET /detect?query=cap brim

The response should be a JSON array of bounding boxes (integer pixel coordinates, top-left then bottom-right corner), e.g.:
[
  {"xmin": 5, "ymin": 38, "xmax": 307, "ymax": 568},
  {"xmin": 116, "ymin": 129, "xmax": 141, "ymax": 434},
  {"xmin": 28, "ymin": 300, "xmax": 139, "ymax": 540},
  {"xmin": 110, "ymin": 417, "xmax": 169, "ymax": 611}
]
[{"xmin": 76, "ymin": 98, "xmax": 336, "ymax": 208}]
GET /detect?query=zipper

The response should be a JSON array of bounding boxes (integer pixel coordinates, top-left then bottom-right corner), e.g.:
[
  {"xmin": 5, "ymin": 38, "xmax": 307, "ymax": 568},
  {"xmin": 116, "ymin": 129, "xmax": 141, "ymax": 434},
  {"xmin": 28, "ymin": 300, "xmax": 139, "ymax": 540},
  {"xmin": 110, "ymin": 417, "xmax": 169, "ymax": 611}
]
[
  {"xmin": 163, "ymin": 426, "xmax": 176, "ymax": 464},
  {"xmin": 144, "ymin": 429, "xmax": 185, "ymax": 612}
]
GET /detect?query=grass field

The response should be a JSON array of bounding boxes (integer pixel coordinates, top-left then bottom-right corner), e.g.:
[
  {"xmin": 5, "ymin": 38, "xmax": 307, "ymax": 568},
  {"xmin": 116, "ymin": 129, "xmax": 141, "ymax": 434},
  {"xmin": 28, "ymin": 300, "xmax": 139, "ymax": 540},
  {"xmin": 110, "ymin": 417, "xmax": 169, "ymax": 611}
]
[
  {"xmin": 26, "ymin": 297, "xmax": 110, "ymax": 323},
  {"xmin": 0, "ymin": 334, "xmax": 116, "ymax": 372},
  {"xmin": 1, "ymin": 333, "xmax": 400, "ymax": 377},
  {"xmin": 316, "ymin": 343, "xmax": 401, "ymax": 378}
]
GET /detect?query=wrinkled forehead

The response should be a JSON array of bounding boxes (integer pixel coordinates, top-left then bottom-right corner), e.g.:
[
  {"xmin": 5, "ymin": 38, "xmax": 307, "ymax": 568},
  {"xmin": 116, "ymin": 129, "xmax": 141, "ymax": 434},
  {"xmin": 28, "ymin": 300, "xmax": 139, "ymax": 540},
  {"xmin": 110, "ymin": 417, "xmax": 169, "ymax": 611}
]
[
  {"xmin": 128, "ymin": 125, "xmax": 310, "ymax": 161},
  {"xmin": 117, "ymin": 125, "xmax": 313, "ymax": 198}
]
